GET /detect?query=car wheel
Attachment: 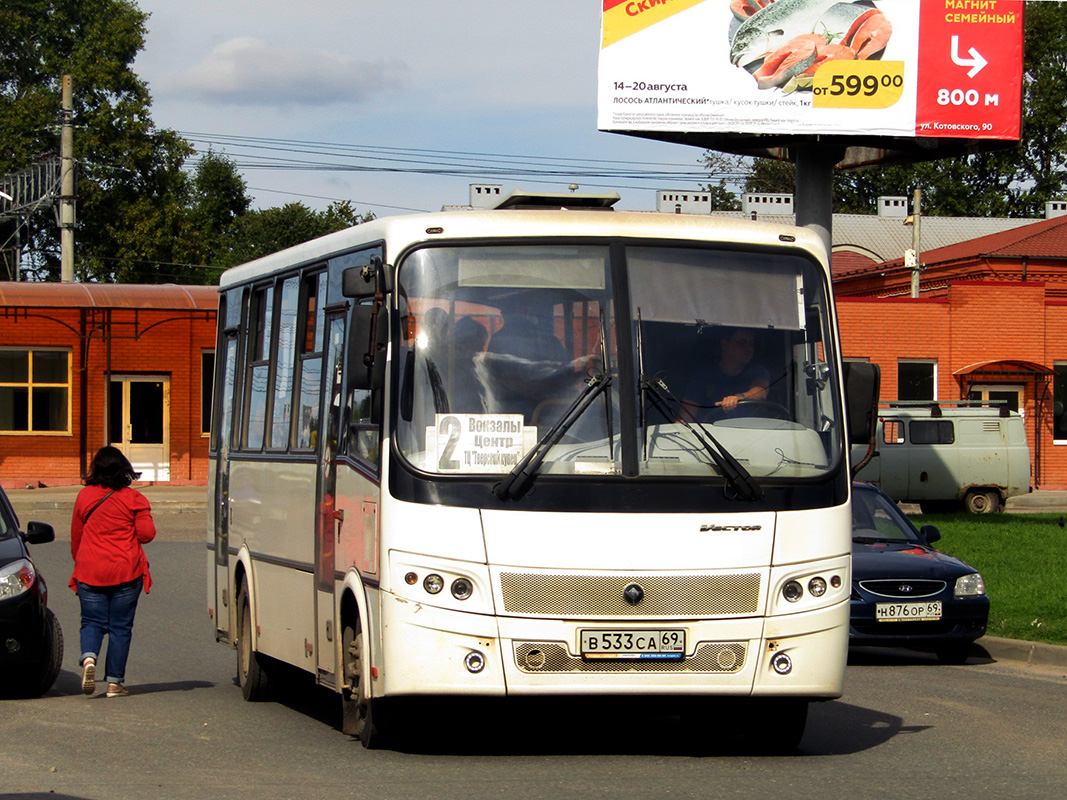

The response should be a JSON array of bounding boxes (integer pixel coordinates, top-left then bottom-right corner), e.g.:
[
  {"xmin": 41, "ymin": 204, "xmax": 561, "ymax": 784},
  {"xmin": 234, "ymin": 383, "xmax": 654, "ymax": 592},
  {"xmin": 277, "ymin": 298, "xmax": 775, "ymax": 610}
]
[
  {"xmin": 341, "ymin": 618, "xmax": 386, "ymax": 748},
  {"xmin": 964, "ymin": 489, "xmax": 1001, "ymax": 514},
  {"xmin": 236, "ymin": 584, "xmax": 270, "ymax": 701},
  {"xmin": 12, "ymin": 609, "xmax": 64, "ymax": 698}
]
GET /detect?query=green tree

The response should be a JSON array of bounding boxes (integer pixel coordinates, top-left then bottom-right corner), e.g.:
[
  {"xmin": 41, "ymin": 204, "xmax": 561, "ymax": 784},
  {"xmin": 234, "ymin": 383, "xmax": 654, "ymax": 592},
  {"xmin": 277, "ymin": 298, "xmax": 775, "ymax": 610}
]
[
  {"xmin": 1, "ymin": 0, "xmax": 203, "ymax": 282},
  {"xmin": 698, "ymin": 151, "xmax": 744, "ymax": 210},
  {"xmin": 701, "ymin": 1, "xmax": 1067, "ymax": 218},
  {"xmin": 220, "ymin": 202, "xmax": 374, "ymax": 269}
]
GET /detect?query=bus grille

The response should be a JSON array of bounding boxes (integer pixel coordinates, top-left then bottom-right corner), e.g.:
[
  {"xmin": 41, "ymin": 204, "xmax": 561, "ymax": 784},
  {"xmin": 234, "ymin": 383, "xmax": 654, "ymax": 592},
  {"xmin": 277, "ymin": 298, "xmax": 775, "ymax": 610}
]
[
  {"xmin": 513, "ymin": 642, "xmax": 747, "ymax": 673},
  {"xmin": 499, "ymin": 572, "xmax": 761, "ymax": 617}
]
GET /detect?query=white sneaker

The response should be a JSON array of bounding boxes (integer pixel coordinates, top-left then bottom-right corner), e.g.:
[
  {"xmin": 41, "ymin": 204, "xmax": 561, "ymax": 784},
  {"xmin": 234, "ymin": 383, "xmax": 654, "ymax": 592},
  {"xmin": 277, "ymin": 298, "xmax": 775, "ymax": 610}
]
[{"xmin": 81, "ymin": 659, "xmax": 96, "ymax": 695}]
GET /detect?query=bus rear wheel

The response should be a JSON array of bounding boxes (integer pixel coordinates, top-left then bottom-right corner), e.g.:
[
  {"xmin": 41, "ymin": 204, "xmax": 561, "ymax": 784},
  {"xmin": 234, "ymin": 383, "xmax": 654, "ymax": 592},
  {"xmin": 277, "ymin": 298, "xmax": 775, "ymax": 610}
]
[
  {"xmin": 342, "ymin": 619, "xmax": 384, "ymax": 748},
  {"xmin": 237, "ymin": 585, "xmax": 270, "ymax": 701},
  {"xmin": 964, "ymin": 489, "xmax": 1001, "ymax": 514}
]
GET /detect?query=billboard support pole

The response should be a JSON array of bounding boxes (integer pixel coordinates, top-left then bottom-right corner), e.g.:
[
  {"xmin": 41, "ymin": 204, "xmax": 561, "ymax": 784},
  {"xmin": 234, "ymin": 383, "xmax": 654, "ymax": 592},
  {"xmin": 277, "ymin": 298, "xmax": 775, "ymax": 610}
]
[{"xmin": 795, "ymin": 143, "xmax": 842, "ymax": 265}]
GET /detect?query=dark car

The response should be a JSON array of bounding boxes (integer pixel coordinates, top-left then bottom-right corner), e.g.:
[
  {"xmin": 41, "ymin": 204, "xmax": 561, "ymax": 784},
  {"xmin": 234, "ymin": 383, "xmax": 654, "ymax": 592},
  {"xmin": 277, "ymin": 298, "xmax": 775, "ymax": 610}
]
[
  {"xmin": 850, "ymin": 482, "xmax": 989, "ymax": 664},
  {"xmin": 0, "ymin": 486, "xmax": 63, "ymax": 696}
]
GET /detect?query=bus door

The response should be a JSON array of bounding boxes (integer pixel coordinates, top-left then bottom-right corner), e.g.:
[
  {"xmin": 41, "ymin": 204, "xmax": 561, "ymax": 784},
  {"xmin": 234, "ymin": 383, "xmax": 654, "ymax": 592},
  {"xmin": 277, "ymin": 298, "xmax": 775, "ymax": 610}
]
[
  {"xmin": 315, "ymin": 312, "xmax": 347, "ymax": 680},
  {"xmin": 213, "ymin": 332, "xmax": 239, "ymax": 642}
]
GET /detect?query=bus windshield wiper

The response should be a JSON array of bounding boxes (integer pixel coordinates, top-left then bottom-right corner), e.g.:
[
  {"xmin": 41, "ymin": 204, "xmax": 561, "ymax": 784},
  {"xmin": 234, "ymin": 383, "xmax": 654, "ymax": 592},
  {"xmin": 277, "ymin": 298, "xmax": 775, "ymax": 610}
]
[
  {"xmin": 635, "ymin": 310, "xmax": 760, "ymax": 501},
  {"xmin": 493, "ymin": 371, "xmax": 611, "ymax": 501},
  {"xmin": 640, "ymin": 375, "xmax": 763, "ymax": 502}
]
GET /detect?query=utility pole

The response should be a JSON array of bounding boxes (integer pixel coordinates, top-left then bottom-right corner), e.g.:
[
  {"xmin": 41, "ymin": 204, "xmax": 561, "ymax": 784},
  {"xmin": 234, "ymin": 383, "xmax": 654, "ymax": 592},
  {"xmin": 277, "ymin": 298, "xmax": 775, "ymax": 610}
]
[
  {"xmin": 908, "ymin": 189, "xmax": 922, "ymax": 298},
  {"xmin": 60, "ymin": 74, "xmax": 75, "ymax": 283}
]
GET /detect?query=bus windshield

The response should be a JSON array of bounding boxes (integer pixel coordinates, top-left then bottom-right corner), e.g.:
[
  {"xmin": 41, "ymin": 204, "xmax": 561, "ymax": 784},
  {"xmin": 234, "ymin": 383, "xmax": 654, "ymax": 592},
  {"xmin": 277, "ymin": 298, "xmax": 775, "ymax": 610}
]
[{"xmin": 395, "ymin": 242, "xmax": 841, "ymax": 483}]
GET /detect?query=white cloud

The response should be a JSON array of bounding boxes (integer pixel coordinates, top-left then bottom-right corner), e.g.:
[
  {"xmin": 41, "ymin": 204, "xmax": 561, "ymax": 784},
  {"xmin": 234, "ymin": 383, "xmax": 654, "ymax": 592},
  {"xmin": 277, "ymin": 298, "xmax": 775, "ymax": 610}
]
[{"xmin": 168, "ymin": 37, "xmax": 408, "ymax": 106}]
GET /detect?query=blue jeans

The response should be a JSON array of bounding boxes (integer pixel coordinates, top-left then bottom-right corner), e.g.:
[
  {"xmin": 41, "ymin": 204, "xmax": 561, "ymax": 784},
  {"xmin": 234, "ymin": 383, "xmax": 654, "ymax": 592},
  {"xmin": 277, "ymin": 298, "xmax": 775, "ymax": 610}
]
[{"xmin": 77, "ymin": 578, "xmax": 143, "ymax": 685}]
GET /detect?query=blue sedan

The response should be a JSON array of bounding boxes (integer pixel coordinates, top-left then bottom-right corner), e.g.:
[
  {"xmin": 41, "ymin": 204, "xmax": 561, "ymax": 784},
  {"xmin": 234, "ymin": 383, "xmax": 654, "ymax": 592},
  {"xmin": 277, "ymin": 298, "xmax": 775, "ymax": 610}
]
[{"xmin": 850, "ymin": 482, "xmax": 990, "ymax": 664}]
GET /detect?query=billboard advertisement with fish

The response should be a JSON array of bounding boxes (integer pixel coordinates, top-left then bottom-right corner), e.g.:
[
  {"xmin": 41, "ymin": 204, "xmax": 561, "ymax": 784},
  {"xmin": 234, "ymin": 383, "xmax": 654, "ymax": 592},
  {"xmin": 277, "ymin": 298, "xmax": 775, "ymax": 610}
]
[{"xmin": 597, "ymin": 0, "xmax": 1023, "ymax": 142}]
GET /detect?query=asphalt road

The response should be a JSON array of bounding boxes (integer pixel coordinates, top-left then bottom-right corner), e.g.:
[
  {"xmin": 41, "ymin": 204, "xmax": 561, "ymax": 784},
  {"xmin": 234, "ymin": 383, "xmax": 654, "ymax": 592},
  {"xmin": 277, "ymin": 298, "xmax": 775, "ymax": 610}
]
[{"xmin": 4, "ymin": 504, "xmax": 1067, "ymax": 800}]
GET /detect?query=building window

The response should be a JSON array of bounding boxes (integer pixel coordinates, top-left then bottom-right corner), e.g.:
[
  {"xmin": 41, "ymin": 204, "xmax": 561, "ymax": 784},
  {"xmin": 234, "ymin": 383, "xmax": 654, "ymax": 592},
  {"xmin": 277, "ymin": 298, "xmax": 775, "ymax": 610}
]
[
  {"xmin": 898, "ymin": 360, "xmax": 936, "ymax": 401},
  {"xmin": 1054, "ymin": 363, "xmax": 1067, "ymax": 442},
  {"xmin": 0, "ymin": 349, "xmax": 71, "ymax": 433},
  {"xmin": 201, "ymin": 350, "xmax": 215, "ymax": 436}
]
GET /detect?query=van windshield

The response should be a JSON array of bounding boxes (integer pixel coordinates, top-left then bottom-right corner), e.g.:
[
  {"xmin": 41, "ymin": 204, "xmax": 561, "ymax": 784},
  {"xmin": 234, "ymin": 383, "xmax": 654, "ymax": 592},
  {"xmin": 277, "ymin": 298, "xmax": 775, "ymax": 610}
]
[{"xmin": 394, "ymin": 242, "xmax": 842, "ymax": 484}]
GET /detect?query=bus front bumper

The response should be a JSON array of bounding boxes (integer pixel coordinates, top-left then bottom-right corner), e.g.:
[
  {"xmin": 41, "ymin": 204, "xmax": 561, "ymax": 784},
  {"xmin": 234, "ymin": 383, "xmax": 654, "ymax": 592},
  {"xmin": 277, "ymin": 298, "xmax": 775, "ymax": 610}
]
[{"xmin": 376, "ymin": 593, "xmax": 848, "ymax": 700}]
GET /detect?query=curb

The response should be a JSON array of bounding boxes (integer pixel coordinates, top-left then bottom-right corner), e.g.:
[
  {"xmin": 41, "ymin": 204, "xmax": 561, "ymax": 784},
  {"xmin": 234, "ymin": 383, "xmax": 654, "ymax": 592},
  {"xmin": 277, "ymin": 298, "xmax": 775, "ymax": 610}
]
[{"xmin": 977, "ymin": 636, "xmax": 1067, "ymax": 669}]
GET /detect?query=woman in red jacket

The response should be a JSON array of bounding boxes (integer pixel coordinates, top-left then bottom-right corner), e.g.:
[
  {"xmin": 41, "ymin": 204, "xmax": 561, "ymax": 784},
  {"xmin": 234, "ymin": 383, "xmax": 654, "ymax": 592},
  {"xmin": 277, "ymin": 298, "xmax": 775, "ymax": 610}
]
[{"xmin": 70, "ymin": 446, "xmax": 156, "ymax": 698}]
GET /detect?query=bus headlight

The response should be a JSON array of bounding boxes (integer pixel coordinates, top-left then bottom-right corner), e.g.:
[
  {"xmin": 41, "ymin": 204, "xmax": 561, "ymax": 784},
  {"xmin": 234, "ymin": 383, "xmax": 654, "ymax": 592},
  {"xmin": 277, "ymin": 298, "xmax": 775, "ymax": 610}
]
[
  {"xmin": 782, "ymin": 580, "xmax": 804, "ymax": 603},
  {"xmin": 451, "ymin": 577, "xmax": 474, "ymax": 600},
  {"xmin": 423, "ymin": 574, "xmax": 445, "ymax": 594},
  {"xmin": 807, "ymin": 577, "xmax": 828, "ymax": 597}
]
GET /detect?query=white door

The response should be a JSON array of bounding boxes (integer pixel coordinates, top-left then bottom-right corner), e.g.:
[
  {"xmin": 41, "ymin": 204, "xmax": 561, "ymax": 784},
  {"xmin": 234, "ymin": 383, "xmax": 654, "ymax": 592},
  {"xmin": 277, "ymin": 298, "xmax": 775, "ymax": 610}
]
[{"xmin": 109, "ymin": 375, "xmax": 171, "ymax": 481}]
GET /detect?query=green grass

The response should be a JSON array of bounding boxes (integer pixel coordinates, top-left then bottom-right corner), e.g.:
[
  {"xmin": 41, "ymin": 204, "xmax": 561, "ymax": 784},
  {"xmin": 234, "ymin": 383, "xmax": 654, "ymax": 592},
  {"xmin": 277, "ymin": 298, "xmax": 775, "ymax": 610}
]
[{"xmin": 909, "ymin": 512, "xmax": 1067, "ymax": 646}]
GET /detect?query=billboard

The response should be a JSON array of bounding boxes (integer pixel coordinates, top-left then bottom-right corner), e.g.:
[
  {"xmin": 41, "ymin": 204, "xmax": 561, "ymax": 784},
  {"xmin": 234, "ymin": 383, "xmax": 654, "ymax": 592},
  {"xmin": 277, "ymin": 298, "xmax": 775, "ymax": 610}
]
[{"xmin": 597, "ymin": 0, "xmax": 1024, "ymax": 160}]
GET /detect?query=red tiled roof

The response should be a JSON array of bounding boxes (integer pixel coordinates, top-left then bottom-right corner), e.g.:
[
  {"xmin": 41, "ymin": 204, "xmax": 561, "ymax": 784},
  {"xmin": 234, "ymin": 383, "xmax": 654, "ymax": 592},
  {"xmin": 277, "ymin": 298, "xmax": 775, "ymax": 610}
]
[
  {"xmin": 831, "ymin": 250, "xmax": 880, "ymax": 278},
  {"xmin": 887, "ymin": 213, "xmax": 1067, "ymax": 268}
]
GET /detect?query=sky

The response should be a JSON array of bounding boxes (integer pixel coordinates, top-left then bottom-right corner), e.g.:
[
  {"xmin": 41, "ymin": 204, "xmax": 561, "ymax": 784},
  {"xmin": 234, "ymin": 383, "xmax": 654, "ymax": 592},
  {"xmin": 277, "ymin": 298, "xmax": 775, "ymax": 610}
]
[{"xmin": 131, "ymin": 0, "xmax": 713, "ymax": 218}]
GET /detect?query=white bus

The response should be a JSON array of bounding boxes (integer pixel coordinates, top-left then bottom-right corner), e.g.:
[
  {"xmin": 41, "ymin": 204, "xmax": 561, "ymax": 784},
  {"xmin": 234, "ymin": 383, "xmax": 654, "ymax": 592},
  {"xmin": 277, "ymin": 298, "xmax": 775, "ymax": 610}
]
[{"xmin": 208, "ymin": 193, "xmax": 867, "ymax": 751}]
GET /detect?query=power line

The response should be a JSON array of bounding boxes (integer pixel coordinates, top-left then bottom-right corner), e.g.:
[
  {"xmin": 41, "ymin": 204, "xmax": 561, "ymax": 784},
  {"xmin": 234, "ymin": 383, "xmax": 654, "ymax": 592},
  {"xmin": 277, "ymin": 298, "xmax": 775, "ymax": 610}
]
[{"xmin": 178, "ymin": 131, "xmax": 730, "ymax": 188}]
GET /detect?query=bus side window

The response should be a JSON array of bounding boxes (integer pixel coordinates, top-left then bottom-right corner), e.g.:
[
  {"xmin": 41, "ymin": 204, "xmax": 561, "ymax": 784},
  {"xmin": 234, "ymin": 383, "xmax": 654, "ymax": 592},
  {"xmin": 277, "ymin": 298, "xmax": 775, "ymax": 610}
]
[
  {"xmin": 293, "ymin": 272, "xmax": 327, "ymax": 451},
  {"xmin": 243, "ymin": 283, "xmax": 274, "ymax": 450}
]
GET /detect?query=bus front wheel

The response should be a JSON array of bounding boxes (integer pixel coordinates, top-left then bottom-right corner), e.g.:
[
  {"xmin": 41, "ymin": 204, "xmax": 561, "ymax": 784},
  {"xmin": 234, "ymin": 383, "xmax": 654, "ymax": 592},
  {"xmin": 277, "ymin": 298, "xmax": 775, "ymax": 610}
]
[
  {"xmin": 342, "ymin": 619, "xmax": 384, "ymax": 747},
  {"xmin": 237, "ymin": 585, "xmax": 270, "ymax": 701}
]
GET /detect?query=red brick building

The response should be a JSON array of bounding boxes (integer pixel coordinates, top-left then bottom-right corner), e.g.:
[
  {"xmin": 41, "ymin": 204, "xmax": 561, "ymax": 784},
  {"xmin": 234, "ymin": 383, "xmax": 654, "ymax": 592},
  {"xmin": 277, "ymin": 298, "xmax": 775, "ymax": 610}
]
[
  {"xmin": 834, "ymin": 213, "xmax": 1067, "ymax": 489},
  {"xmin": 0, "ymin": 283, "xmax": 217, "ymax": 489}
]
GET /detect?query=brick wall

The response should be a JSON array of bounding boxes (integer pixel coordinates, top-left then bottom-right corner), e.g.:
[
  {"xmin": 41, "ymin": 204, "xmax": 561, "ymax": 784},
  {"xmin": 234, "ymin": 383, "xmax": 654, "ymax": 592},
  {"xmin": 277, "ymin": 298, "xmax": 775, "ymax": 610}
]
[
  {"xmin": 837, "ymin": 282, "xmax": 1067, "ymax": 488},
  {"xmin": 1, "ymin": 305, "xmax": 216, "ymax": 489}
]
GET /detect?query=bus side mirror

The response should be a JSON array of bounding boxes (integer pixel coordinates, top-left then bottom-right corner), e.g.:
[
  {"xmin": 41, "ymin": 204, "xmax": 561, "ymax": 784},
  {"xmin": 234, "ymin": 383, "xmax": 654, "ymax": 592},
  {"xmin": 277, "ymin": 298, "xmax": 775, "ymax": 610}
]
[
  {"xmin": 844, "ymin": 362, "xmax": 880, "ymax": 447},
  {"xmin": 349, "ymin": 305, "xmax": 388, "ymax": 392},
  {"xmin": 342, "ymin": 257, "xmax": 392, "ymax": 299}
]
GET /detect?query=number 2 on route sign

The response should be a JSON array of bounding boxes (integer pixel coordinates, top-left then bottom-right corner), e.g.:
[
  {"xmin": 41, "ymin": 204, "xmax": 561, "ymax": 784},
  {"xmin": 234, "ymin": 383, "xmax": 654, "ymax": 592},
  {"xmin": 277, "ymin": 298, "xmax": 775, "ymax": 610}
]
[{"xmin": 813, "ymin": 61, "xmax": 905, "ymax": 110}]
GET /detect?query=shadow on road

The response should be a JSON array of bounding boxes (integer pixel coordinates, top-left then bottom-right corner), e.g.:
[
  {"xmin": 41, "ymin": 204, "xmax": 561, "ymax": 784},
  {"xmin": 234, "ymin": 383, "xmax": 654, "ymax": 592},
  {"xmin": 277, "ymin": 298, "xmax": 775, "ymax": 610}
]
[
  {"xmin": 240, "ymin": 673, "xmax": 919, "ymax": 758},
  {"xmin": 6, "ymin": 669, "xmax": 219, "ymax": 700}
]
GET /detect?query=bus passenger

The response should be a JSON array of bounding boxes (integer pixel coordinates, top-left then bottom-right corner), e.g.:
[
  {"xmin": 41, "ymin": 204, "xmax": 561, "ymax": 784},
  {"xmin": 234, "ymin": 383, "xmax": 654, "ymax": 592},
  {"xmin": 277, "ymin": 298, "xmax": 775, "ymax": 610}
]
[
  {"xmin": 485, "ymin": 303, "xmax": 568, "ymax": 424},
  {"xmin": 450, "ymin": 316, "xmax": 489, "ymax": 413}
]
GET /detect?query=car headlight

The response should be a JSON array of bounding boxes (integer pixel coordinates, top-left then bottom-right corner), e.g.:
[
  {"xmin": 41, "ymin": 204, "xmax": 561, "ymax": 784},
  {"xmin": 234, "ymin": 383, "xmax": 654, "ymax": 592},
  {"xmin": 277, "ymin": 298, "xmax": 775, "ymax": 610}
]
[
  {"xmin": 0, "ymin": 558, "xmax": 36, "ymax": 600},
  {"xmin": 955, "ymin": 572, "xmax": 986, "ymax": 597}
]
